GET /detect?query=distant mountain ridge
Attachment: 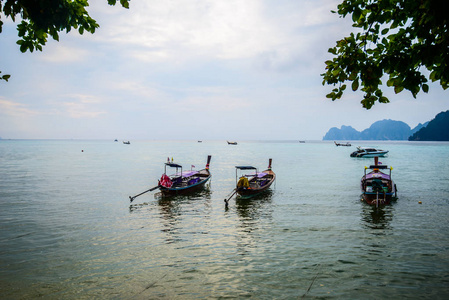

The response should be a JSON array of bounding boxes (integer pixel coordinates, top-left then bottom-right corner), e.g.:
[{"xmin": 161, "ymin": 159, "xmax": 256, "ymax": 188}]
[
  {"xmin": 409, "ymin": 110, "xmax": 449, "ymax": 141},
  {"xmin": 323, "ymin": 119, "xmax": 428, "ymax": 141}
]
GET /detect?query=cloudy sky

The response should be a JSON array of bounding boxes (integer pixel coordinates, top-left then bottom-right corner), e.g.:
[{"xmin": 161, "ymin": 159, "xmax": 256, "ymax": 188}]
[{"xmin": 1, "ymin": 0, "xmax": 448, "ymax": 140}]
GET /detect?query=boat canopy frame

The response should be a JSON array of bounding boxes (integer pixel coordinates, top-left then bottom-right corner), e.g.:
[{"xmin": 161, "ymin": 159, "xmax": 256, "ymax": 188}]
[
  {"xmin": 235, "ymin": 166, "xmax": 257, "ymax": 170},
  {"xmin": 164, "ymin": 163, "xmax": 182, "ymax": 177},
  {"xmin": 364, "ymin": 165, "xmax": 393, "ymax": 181},
  {"xmin": 235, "ymin": 165, "xmax": 260, "ymax": 184}
]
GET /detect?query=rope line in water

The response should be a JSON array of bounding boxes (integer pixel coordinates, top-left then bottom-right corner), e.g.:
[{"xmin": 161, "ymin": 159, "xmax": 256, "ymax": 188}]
[{"xmin": 301, "ymin": 264, "xmax": 321, "ymax": 298}]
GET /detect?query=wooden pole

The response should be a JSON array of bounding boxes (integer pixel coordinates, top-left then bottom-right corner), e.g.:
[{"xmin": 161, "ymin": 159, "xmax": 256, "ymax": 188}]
[{"xmin": 129, "ymin": 186, "xmax": 159, "ymax": 202}]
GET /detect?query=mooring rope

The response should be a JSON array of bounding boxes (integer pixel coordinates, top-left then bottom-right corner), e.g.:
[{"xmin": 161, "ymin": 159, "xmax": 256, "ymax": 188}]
[{"xmin": 300, "ymin": 264, "xmax": 321, "ymax": 298}]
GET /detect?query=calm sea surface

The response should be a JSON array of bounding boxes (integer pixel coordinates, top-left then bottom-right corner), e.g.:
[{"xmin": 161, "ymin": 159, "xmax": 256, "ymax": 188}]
[{"xmin": 1, "ymin": 140, "xmax": 448, "ymax": 299}]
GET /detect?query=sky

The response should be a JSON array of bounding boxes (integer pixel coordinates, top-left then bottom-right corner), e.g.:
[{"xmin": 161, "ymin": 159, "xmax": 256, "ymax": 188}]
[{"xmin": 1, "ymin": 0, "xmax": 448, "ymax": 140}]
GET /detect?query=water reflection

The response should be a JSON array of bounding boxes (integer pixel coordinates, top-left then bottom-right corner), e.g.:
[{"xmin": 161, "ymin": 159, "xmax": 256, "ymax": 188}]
[
  {"xmin": 235, "ymin": 189, "xmax": 274, "ymax": 221},
  {"xmin": 231, "ymin": 190, "xmax": 274, "ymax": 255},
  {"xmin": 156, "ymin": 189, "xmax": 212, "ymax": 244},
  {"xmin": 154, "ymin": 187, "xmax": 212, "ymax": 201},
  {"xmin": 360, "ymin": 203, "xmax": 395, "ymax": 230}
]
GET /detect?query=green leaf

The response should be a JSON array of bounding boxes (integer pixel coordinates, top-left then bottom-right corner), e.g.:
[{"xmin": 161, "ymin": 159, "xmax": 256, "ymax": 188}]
[
  {"xmin": 352, "ymin": 8, "xmax": 361, "ymax": 23},
  {"xmin": 352, "ymin": 80, "xmax": 359, "ymax": 91},
  {"xmin": 394, "ymin": 85, "xmax": 404, "ymax": 94},
  {"xmin": 422, "ymin": 84, "xmax": 429, "ymax": 93},
  {"xmin": 379, "ymin": 96, "xmax": 390, "ymax": 103},
  {"xmin": 19, "ymin": 43, "xmax": 27, "ymax": 53},
  {"xmin": 121, "ymin": 0, "xmax": 130, "ymax": 9}
]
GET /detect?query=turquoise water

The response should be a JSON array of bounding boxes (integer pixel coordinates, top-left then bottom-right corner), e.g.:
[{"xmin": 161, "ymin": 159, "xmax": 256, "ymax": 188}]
[{"xmin": 1, "ymin": 140, "xmax": 448, "ymax": 299}]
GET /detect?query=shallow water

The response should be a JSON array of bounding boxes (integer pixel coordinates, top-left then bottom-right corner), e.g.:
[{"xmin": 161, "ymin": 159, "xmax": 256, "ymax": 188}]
[{"xmin": 1, "ymin": 140, "xmax": 448, "ymax": 299}]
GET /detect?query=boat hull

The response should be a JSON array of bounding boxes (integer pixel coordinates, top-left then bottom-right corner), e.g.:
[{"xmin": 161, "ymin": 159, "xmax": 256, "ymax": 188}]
[
  {"xmin": 361, "ymin": 191, "xmax": 396, "ymax": 205},
  {"xmin": 236, "ymin": 169, "xmax": 275, "ymax": 199},
  {"xmin": 356, "ymin": 152, "xmax": 388, "ymax": 158},
  {"xmin": 360, "ymin": 178, "xmax": 397, "ymax": 206},
  {"xmin": 159, "ymin": 173, "xmax": 211, "ymax": 195}
]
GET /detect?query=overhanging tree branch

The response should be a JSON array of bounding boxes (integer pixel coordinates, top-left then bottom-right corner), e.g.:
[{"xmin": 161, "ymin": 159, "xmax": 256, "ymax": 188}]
[
  {"xmin": 322, "ymin": 0, "xmax": 448, "ymax": 109},
  {"xmin": 0, "ymin": 0, "xmax": 130, "ymax": 82}
]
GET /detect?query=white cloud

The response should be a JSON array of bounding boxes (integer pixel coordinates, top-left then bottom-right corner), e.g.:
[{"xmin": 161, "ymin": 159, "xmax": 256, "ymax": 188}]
[
  {"xmin": 0, "ymin": 98, "xmax": 40, "ymax": 117},
  {"xmin": 57, "ymin": 94, "xmax": 108, "ymax": 118},
  {"xmin": 93, "ymin": 0, "xmax": 340, "ymax": 64},
  {"xmin": 38, "ymin": 44, "xmax": 90, "ymax": 63},
  {"xmin": 1, "ymin": 0, "xmax": 447, "ymax": 140}
]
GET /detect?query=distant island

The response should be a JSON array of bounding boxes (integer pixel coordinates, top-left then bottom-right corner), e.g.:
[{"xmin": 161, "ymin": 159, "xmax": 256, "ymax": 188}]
[
  {"xmin": 409, "ymin": 110, "xmax": 449, "ymax": 141},
  {"xmin": 323, "ymin": 110, "xmax": 449, "ymax": 141}
]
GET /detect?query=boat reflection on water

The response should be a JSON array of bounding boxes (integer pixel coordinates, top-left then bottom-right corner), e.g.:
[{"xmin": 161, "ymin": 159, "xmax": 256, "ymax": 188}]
[
  {"xmin": 360, "ymin": 204, "xmax": 395, "ymax": 230},
  {"xmin": 235, "ymin": 189, "xmax": 273, "ymax": 213},
  {"xmin": 233, "ymin": 189, "xmax": 274, "ymax": 227},
  {"xmin": 233, "ymin": 190, "xmax": 274, "ymax": 255},
  {"xmin": 156, "ymin": 188, "xmax": 212, "ymax": 244},
  {"xmin": 154, "ymin": 186, "xmax": 212, "ymax": 201},
  {"xmin": 128, "ymin": 187, "xmax": 212, "ymax": 244}
]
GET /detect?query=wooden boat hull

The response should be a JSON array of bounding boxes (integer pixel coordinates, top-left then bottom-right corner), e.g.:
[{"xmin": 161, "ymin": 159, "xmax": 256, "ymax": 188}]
[
  {"xmin": 361, "ymin": 190, "xmax": 396, "ymax": 205},
  {"xmin": 334, "ymin": 141, "xmax": 351, "ymax": 146},
  {"xmin": 158, "ymin": 155, "xmax": 212, "ymax": 196},
  {"xmin": 236, "ymin": 169, "xmax": 275, "ymax": 199},
  {"xmin": 159, "ymin": 170, "xmax": 211, "ymax": 196},
  {"xmin": 360, "ymin": 175, "xmax": 397, "ymax": 205}
]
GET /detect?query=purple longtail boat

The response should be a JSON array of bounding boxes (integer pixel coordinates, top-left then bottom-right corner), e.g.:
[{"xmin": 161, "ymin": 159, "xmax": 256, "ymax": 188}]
[
  {"xmin": 158, "ymin": 155, "xmax": 212, "ymax": 196},
  {"xmin": 234, "ymin": 159, "xmax": 276, "ymax": 199},
  {"xmin": 361, "ymin": 157, "xmax": 397, "ymax": 206}
]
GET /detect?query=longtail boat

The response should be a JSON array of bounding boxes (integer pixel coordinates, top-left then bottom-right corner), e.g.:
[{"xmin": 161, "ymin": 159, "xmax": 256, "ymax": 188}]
[
  {"xmin": 334, "ymin": 141, "xmax": 351, "ymax": 146},
  {"xmin": 129, "ymin": 155, "xmax": 211, "ymax": 202},
  {"xmin": 361, "ymin": 157, "xmax": 397, "ymax": 206},
  {"xmin": 224, "ymin": 159, "xmax": 275, "ymax": 206},
  {"xmin": 158, "ymin": 155, "xmax": 212, "ymax": 195},
  {"xmin": 235, "ymin": 158, "xmax": 276, "ymax": 199}
]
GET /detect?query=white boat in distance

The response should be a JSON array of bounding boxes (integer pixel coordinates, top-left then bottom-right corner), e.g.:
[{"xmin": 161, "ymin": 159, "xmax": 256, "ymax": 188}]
[{"xmin": 350, "ymin": 146, "xmax": 389, "ymax": 158}]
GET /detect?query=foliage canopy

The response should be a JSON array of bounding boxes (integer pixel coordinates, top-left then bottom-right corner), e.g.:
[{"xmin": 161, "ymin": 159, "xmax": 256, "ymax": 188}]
[
  {"xmin": 322, "ymin": 0, "xmax": 448, "ymax": 109},
  {"xmin": 0, "ymin": 0, "xmax": 129, "ymax": 81}
]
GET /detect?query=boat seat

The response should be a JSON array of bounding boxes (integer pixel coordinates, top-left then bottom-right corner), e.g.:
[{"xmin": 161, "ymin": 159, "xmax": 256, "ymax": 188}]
[
  {"xmin": 188, "ymin": 178, "xmax": 200, "ymax": 185},
  {"xmin": 172, "ymin": 177, "xmax": 183, "ymax": 186}
]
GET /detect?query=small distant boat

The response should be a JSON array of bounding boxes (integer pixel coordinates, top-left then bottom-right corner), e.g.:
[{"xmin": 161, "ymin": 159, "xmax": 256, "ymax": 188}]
[
  {"xmin": 198, "ymin": 140, "xmax": 202, "ymax": 143},
  {"xmin": 123, "ymin": 141, "xmax": 130, "ymax": 144},
  {"xmin": 114, "ymin": 139, "xmax": 118, "ymax": 142},
  {"xmin": 227, "ymin": 141, "xmax": 238, "ymax": 145},
  {"xmin": 158, "ymin": 155, "xmax": 212, "ymax": 196},
  {"xmin": 299, "ymin": 141, "xmax": 306, "ymax": 143},
  {"xmin": 350, "ymin": 147, "xmax": 388, "ymax": 157},
  {"xmin": 361, "ymin": 157, "xmax": 397, "ymax": 206},
  {"xmin": 334, "ymin": 141, "xmax": 351, "ymax": 146},
  {"xmin": 234, "ymin": 159, "xmax": 276, "ymax": 199}
]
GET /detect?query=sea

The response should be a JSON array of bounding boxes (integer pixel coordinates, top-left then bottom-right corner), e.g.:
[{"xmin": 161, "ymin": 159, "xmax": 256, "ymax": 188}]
[{"xmin": 0, "ymin": 139, "xmax": 448, "ymax": 299}]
